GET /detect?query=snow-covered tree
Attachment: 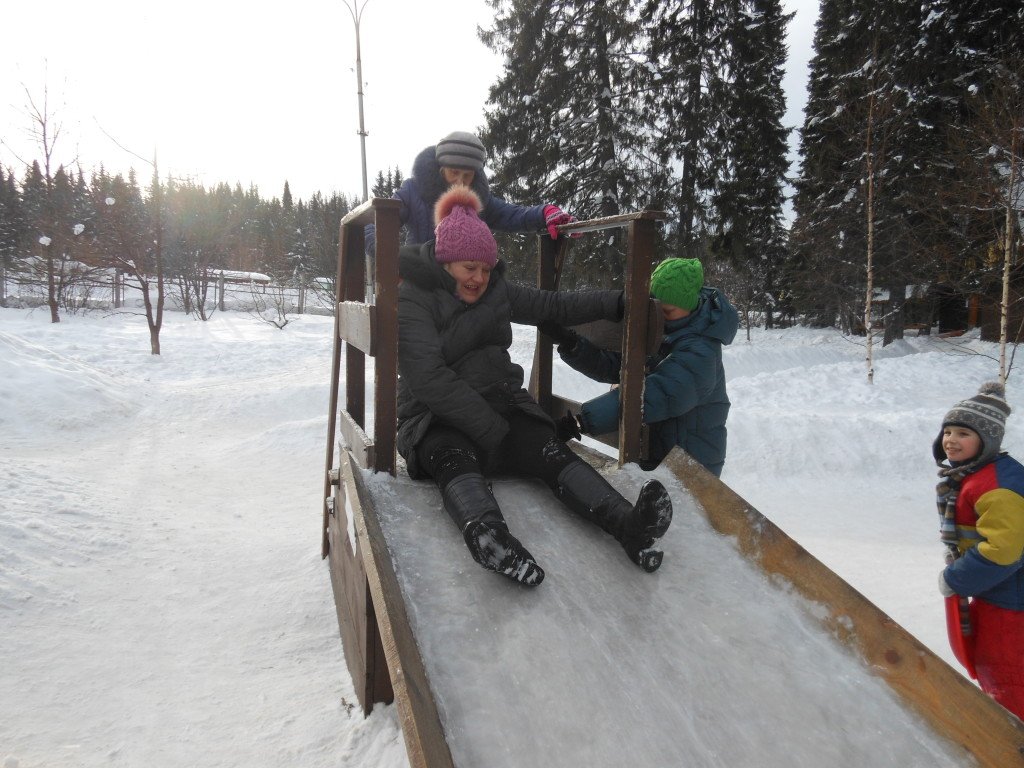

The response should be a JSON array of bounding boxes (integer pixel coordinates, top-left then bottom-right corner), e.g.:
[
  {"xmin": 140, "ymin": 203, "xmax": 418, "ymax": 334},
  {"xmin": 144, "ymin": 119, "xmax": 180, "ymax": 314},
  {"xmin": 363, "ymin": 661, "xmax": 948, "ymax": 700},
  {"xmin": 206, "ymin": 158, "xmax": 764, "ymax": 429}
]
[
  {"xmin": 712, "ymin": 0, "xmax": 792, "ymax": 327},
  {"xmin": 481, "ymin": 0, "xmax": 656, "ymax": 282}
]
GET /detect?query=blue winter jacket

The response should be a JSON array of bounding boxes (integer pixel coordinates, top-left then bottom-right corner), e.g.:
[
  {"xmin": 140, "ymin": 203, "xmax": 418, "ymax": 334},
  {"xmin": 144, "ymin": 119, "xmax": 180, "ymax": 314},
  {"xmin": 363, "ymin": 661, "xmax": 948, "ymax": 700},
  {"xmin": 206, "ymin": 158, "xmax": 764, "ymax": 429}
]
[
  {"xmin": 365, "ymin": 145, "xmax": 546, "ymax": 253},
  {"xmin": 560, "ymin": 286, "xmax": 738, "ymax": 475}
]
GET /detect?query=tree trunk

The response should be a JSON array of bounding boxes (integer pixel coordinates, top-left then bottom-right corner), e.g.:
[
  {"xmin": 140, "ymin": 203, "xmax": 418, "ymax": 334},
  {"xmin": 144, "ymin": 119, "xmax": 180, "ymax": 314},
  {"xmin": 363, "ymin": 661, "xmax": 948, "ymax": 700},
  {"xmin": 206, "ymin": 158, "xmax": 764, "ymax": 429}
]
[
  {"xmin": 883, "ymin": 282, "xmax": 906, "ymax": 346},
  {"xmin": 677, "ymin": 0, "xmax": 707, "ymax": 260},
  {"xmin": 45, "ymin": 247, "xmax": 60, "ymax": 324},
  {"xmin": 593, "ymin": 15, "xmax": 624, "ymax": 280},
  {"xmin": 999, "ymin": 127, "xmax": 1017, "ymax": 383},
  {"xmin": 864, "ymin": 90, "xmax": 876, "ymax": 384}
]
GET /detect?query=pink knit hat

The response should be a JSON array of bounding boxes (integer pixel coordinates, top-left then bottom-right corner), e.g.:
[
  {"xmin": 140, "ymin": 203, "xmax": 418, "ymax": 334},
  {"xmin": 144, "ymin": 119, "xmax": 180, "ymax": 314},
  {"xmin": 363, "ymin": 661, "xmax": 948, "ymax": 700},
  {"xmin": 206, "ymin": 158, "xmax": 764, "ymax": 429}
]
[{"xmin": 433, "ymin": 186, "xmax": 498, "ymax": 267}]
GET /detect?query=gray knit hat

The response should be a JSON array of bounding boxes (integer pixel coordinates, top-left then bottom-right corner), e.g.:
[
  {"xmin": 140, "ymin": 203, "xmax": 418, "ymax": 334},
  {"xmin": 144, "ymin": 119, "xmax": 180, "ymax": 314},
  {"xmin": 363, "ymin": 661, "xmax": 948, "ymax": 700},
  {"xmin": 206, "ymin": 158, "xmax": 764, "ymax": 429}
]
[
  {"xmin": 435, "ymin": 131, "xmax": 486, "ymax": 172},
  {"xmin": 933, "ymin": 381, "xmax": 1011, "ymax": 466}
]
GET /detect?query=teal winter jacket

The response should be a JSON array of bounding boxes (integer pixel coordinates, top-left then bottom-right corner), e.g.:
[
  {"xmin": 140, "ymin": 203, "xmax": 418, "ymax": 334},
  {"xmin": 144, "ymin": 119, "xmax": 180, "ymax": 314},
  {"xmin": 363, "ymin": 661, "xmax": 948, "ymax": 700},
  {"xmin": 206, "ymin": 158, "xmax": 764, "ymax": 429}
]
[{"xmin": 560, "ymin": 286, "xmax": 738, "ymax": 475}]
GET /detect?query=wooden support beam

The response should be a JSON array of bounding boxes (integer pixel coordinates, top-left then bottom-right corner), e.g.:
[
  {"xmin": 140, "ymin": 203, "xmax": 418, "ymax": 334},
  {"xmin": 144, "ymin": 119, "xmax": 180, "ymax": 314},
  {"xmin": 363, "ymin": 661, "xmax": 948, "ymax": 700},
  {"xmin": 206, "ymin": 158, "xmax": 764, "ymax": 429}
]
[{"xmin": 341, "ymin": 452, "xmax": 455, "ymax": 768}]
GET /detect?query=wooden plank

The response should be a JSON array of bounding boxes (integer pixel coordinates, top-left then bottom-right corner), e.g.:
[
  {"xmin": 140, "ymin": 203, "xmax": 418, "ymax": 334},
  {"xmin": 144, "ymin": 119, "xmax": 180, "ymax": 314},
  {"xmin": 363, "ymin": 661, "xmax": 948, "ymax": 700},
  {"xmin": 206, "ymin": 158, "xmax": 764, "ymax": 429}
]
[
  {"xmin": 344, "ymin": 452, "xmax": 455, "ymax": 768},
  {"xmin": 337, "ymin": 301, "xmax": 374, "ymax": 355},
  {"xmin": 661, "ymin": 446, "xmax": 1024, "ymax": 768},
  {"xmin": 553, "ymin": 209, "xmax": 668, "ymax": 236},
  {"xmin": 338, "ymin": 412, "xmax": 374, "ymax": 471},
  {"xmin": 342, "ymin": 196, "xmax": 402, "ymax": 228},
  {"xmin": 326, "ymin": 455, "xmax": 393, "ymax": 713}
]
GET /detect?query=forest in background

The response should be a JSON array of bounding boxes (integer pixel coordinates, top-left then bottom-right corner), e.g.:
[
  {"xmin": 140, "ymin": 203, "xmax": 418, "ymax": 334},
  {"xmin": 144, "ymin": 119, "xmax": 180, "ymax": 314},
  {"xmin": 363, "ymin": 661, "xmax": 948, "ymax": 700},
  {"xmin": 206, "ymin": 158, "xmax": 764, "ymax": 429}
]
[{"xmin": 1, "ymin": 0, "xmax": 1021, "ymax": 351}]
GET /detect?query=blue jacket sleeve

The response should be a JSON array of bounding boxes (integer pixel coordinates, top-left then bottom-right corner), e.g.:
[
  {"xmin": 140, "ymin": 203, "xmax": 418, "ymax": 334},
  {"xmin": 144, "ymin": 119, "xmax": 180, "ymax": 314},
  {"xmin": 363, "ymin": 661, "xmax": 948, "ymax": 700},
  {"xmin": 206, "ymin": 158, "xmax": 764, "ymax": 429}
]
[
  {"xmin": 579, "ymin": 388, "xmax": 622, "ymax": 435},
  {"xmin": 577, "ymin": 337, "xmax": 720, "ymax": 435},
  {"xmin": 481, "ymin": 195, "xmax": 546, "ymax": 234}
]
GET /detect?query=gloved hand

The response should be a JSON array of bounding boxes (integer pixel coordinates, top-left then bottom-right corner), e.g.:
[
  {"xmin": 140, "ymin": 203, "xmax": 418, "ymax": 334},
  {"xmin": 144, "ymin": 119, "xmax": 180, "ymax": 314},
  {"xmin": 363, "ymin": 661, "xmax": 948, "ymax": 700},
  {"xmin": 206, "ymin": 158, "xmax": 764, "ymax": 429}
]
[
  {"xmin": 616, "ymin": 291, "xmax": 625, "ymax": 320},
  {"xmin": 543, "ymin": 204, "xmax": 581, "ymax": 239},
  {"xmin": 538, "ymin": 321, "xmax": 580, "ymax": 352},
  {"xmin": 939, "ymin": 571, "xmax": 956, "ymax": 597},
  {"xmin": 555, "ymin": 410, "xmax": 584, "ymax": 442}
]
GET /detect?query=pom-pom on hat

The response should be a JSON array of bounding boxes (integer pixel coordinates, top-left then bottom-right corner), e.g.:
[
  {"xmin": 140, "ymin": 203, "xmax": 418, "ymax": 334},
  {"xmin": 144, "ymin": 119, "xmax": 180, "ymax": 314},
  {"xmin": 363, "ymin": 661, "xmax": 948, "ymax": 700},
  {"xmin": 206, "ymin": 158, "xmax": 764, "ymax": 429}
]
[
  {"xmin": 433, "ymin": 186, "xmax": 498, "ymax": 267},
  {"xmin": 650, "ymin": 258, "xmax": 704, "ymax": 311},
  {"xmin": 933, "ymin": 381, "xmax": 1012, "ymax": 467},
  {"xmin": 435, "ymin": 131, "xmax": 486, "ymax": 172}
]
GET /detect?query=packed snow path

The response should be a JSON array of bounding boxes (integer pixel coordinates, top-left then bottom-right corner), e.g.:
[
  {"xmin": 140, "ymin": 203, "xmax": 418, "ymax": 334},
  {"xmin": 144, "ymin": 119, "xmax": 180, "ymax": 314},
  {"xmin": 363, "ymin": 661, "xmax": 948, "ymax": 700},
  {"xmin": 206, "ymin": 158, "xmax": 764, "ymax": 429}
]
[
  {"xmin": 362, "ymin": 463, "xmax": 968, "ymax": 767},
  {"xmin": 1, "ymin": 313, "xmax": 407, "ymax": 767}
]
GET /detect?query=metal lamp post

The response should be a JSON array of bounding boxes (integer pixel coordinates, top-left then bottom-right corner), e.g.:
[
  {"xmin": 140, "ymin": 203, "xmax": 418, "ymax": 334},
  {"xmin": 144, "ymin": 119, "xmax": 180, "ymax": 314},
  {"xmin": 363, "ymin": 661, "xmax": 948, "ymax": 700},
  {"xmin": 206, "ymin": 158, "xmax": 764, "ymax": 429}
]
[{"xmin": 342, "ymin": 0, "xmax": 371, "ymax": 203}]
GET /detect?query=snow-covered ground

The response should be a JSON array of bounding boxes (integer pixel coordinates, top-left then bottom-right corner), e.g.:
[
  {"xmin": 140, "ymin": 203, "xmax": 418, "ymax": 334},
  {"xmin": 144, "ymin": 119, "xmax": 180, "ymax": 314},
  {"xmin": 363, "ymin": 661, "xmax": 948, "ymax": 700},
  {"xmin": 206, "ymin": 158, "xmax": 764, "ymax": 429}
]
[{"xmin": 1, "ymin": 306, "xmax": 1014, "ymax": 767}]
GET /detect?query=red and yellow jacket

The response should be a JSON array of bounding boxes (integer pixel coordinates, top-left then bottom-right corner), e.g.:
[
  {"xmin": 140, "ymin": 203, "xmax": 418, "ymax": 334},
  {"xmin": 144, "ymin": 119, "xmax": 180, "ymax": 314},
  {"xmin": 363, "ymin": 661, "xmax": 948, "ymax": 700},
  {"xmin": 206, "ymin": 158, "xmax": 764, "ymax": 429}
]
[{"xmin": 945, "ymin": 454, "xmax": 1024, "ymax": 610}]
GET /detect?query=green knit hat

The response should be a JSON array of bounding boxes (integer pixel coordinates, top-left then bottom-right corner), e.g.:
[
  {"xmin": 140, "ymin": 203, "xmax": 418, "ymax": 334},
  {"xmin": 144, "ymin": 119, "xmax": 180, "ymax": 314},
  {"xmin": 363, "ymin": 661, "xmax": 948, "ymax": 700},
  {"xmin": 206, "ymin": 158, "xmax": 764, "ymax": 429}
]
[{"xmin": 650, "ymin": 258, "xmax": 704, "ymax": 311}]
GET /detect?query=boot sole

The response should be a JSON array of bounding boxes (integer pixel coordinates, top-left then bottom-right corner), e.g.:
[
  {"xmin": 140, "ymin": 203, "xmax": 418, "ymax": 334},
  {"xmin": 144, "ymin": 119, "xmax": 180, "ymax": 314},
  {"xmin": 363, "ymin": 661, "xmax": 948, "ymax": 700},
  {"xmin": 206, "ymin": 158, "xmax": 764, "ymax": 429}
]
[
  {"xmin": 636, "ymin": 480, "xmax": 673, "ymax": 540},
  {"xmin": 464, "ymin": 521, "xmax": 545, "ymax": 586}
]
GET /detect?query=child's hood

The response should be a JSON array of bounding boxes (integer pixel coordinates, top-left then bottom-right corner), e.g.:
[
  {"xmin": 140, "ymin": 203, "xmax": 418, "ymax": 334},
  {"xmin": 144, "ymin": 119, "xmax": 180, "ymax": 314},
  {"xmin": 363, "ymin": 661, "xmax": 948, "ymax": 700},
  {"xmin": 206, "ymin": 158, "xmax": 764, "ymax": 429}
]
[{"xmin": 664, "ymin": 287, "xmax": 738, "ymax": 346}]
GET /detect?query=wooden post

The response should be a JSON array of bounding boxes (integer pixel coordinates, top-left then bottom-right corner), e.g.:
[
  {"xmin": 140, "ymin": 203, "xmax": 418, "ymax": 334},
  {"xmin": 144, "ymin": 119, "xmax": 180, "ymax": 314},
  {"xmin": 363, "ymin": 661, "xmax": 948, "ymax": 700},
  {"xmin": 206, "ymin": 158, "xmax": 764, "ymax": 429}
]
[{"xmin": 618, "ymin": 218, "xmax": 656, "ymax": 466}]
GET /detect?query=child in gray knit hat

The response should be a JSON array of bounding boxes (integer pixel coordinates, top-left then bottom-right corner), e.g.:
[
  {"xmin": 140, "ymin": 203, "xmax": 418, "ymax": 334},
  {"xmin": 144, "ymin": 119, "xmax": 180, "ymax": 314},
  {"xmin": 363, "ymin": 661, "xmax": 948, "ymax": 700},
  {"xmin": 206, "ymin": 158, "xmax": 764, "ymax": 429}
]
[
  {"xmin": 364, "ymin": 130, "xmax": 577, "ymax": 254},
  {"xmin": 933, "ymin": 381, "xmax": 1024, "ymax": 719}
]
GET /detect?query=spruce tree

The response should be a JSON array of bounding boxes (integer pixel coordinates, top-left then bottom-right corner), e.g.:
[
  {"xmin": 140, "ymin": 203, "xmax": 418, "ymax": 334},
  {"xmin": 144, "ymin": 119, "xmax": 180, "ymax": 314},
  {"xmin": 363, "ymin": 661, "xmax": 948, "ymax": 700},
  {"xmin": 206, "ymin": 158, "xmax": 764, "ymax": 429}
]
[
  {"xmin": 713, "ymin": 0, "xmax": 792, "ymax": 326},
  {"xmin": 640, "ymin": 0, "xmax": 737, "ymax": 260},
  {"xmin": 481, "ymin": 0, "xmax": 655, "ymax": 281},
  {"xmin": 0, "ymin": 168, "xmax": 27, "ymax": 302}
]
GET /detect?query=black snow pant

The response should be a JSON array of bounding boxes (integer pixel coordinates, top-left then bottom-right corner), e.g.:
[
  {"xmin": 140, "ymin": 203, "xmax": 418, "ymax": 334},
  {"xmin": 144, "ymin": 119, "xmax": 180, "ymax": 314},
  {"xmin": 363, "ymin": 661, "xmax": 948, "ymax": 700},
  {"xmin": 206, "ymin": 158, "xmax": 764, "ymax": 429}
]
[{"xmin": 416, "ymin": 410, "xmax": 578, "ymax": 496}]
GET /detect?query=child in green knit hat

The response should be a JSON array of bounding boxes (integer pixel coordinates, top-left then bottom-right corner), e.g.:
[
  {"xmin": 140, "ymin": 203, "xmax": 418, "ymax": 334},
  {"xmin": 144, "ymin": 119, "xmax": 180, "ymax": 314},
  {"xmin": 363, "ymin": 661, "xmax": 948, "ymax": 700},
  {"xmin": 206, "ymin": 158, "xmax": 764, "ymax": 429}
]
[
  {"xmin": 544, "ymin": 257, "xmax": 739, "ymax": 475},
  {"xmin": 650, "ymin": 257, "xmax": 705, "ymax": 320}
]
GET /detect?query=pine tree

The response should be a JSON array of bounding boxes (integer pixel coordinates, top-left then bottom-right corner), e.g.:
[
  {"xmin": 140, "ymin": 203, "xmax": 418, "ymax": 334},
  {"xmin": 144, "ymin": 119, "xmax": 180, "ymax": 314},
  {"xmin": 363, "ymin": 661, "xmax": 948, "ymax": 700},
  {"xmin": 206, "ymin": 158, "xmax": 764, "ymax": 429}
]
[
  {"xmin": 789, "ymin": 0, "xmax": 901, "ymax": 330},
  {"xmin": 481, "ymin": 0, "xmax": 655, "ymax": 282},
  {"xmin": 0, "ymin": 168, "xmax": 27, "ymax": 304},
  {"xmin": 639, "ymin": 0, "xmax": 738, "ymax": 260},
  {"xmin": 712, "ymin": 0, "xmax": 792, "ymax": 326},
  {"xmin": 371, "ymin": 169, "xmax": 389, "ymax": 198}
]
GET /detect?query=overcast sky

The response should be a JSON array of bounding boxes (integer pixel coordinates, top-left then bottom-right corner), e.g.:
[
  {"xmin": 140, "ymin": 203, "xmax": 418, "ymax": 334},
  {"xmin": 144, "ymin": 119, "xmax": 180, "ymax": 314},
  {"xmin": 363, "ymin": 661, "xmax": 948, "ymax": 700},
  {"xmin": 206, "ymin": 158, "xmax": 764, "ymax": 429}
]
[{"xmin": 1, "ymin": 0, "xmax": 819, "ymax": 204}]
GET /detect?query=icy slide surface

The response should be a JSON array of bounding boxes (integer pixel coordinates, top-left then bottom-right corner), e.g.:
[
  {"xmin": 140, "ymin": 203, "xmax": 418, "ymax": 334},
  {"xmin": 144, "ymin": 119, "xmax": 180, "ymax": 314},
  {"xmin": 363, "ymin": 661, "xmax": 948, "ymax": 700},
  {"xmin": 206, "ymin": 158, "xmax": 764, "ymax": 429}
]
[{"xmin": 366, "ymin": 464, "xmax": 968, "ymax": 768}]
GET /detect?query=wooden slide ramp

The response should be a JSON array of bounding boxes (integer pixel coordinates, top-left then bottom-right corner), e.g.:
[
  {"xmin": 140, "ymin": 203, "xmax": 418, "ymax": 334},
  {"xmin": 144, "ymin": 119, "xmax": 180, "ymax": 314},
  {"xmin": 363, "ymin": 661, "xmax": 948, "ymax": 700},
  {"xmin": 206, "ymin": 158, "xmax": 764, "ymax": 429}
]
[
  {"xmin": 326, "ymin": 444, "xmax": 1024, "ymax": 768},
  {"xmin": 323, "ymin": 200, "xmax": 1024, "ymax": 767}
]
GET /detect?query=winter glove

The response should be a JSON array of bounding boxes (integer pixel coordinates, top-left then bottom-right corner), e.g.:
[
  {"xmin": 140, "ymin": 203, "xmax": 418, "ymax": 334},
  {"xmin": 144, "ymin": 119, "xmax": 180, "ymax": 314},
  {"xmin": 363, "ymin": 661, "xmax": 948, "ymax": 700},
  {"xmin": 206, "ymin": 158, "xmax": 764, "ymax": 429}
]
[
  {"xmin": 543, "ymin": 204, "xmax": 581, "ymax": 239},
  {"xmin": 616, "ymin": 291, "xmax": 625, "ymax": 320},
  {"xmin": 555, "ymin": 410, "xmax": 584, "ymax": 442},
  {"xmin": 538, "ymin": 321, "xmax": 580, "ymax": 352},
  {"xmin": 939, "ymin": 570, "xmax": 956, "ymax": 597}
]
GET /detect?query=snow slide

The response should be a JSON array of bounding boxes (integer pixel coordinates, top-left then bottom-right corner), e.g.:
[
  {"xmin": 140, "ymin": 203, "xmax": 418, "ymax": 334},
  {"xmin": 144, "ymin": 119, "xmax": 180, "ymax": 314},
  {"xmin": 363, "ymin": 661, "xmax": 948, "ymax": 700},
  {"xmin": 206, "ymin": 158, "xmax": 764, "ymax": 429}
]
[{"xmin": 330, "ymin": 447, "xmax": 1024, "ymax": 768}]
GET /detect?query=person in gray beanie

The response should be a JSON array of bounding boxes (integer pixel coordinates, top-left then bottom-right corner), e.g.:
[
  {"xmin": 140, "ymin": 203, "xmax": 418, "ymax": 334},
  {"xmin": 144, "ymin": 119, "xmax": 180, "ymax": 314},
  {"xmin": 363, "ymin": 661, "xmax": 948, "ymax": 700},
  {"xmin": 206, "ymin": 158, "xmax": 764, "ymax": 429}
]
[
  {"xmin": 365, "ymin": 130, "xmax": 577, "ymax": 253},
  {"xmin": 932, "ymin": 381, "xmax": 1024, "ymax": 719},
  {"xmin": 933, "ymin": 380, "xmax": 1012, "ymax": 470}
]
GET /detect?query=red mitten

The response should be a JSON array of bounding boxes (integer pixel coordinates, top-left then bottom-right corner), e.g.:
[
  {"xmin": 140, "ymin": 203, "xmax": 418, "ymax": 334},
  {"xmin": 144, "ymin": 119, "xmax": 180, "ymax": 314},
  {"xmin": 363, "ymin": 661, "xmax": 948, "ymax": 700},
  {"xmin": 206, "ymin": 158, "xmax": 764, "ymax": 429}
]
[{"xmin": 543, "ymin": 204, "xmax": 580, "ymax": 238}]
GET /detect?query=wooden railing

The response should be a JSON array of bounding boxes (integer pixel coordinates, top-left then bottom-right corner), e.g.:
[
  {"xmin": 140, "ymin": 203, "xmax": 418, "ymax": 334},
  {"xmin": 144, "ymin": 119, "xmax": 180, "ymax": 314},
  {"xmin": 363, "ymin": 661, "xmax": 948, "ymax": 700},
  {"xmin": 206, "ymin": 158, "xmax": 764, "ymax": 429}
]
[{"xmin": 529, "ymin": 210, "xmax": 668, "ymax": 466}]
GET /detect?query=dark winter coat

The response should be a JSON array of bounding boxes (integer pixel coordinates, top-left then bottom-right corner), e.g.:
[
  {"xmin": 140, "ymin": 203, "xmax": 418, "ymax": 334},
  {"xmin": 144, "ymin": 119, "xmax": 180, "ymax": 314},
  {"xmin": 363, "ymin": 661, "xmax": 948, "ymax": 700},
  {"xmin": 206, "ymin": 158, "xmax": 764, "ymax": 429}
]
[
  {"xmin": 365, "ymin": 145, "xmax": 547, "ymax": 253},
  {"xmin": 560, "ymin": 286, "xmax": 738, "ymax": 475},
  {"xmin": 396, "ymin": 242, "xmax": 621, "ymax": 478}
]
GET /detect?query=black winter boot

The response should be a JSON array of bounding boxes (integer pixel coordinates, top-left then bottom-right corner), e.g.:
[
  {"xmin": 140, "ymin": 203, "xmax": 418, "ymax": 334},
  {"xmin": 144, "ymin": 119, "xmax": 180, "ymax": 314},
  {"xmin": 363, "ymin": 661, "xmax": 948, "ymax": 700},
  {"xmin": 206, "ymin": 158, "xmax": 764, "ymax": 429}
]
[
  {"xmin": 442, "ymin": 473, "xmax": 545, "ymax": 587},
  {"xmin": 555, "ymin": 461, "xmax": 673, "ymax": 572}
]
